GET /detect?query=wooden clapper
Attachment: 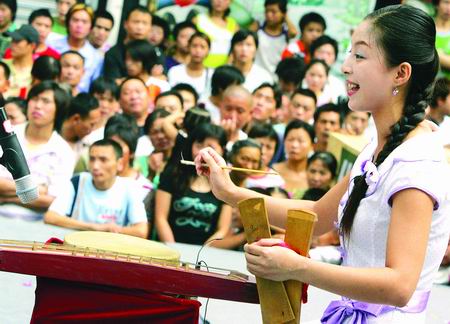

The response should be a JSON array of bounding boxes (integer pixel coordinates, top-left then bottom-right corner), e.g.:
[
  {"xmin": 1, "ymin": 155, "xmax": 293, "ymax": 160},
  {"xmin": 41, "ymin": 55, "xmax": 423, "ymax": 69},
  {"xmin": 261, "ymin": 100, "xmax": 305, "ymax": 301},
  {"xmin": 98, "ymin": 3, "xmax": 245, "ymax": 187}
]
[{"xmin": 238, "ymin": 198, "xmax": 317, "ymax": 324}]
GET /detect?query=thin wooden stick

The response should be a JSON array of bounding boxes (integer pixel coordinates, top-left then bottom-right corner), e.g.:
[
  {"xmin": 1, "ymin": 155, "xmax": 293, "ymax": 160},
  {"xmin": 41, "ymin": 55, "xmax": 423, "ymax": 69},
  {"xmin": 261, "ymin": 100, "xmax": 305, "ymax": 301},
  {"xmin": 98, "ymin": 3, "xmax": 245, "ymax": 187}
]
[{"xmin": 180, "ymin": 159, "xmax": 279, "ymax": 175}]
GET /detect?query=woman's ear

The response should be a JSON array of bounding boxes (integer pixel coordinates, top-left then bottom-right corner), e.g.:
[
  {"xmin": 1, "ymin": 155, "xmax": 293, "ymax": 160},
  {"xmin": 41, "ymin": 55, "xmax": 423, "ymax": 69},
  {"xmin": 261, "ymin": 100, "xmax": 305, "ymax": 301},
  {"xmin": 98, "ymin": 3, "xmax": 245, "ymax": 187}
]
[{"xmin": 394, "ymin": 62, "xmax": 412, "ymax": 87}]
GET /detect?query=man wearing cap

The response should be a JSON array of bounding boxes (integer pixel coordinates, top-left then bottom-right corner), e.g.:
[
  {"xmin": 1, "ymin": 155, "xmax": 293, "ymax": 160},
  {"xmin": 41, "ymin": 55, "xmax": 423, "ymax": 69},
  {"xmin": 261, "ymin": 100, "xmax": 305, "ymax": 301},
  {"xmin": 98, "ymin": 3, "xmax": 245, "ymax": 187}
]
[
  {"xmin": 3, "ymin": 24, "xmax": 39, "ymax": 98},
  {"xmin": 0, "ymin": 0, "xmax": 17, "ymax": 57}
]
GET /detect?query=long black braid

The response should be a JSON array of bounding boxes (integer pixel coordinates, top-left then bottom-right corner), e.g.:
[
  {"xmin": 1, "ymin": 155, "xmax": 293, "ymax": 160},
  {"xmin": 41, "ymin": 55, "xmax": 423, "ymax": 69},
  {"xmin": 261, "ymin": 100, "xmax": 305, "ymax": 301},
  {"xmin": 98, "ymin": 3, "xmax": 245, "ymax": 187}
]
[{"xmin": 340, "ymin": 5, "xmax": 439, "ymax": 238}]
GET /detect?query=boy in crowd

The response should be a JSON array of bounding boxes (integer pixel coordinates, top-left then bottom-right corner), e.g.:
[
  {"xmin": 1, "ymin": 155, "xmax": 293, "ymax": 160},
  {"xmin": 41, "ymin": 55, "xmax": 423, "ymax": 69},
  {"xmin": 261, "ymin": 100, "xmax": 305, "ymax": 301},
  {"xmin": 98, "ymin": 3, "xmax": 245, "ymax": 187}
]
[
  {"xmin": 313, "ymin": 103, "xmax": 342, "ymax": 152},
  {"xmin": 59, "ymin": 50, "xmax": 85, "ymax": 96},
  {"xmin": 45, "ymin": 139, "xmax": 149, "ymax": 238},
  {"xmin": 281, "ymin": 12, "xmax": 326, "ymax": 64},
  {"xmin": 252, "ymin": 0, "xmax": 297, "ymax": 76},
  {"xmin": 89, "ymin": 10, "xmax": 114, "ymax": 55}
]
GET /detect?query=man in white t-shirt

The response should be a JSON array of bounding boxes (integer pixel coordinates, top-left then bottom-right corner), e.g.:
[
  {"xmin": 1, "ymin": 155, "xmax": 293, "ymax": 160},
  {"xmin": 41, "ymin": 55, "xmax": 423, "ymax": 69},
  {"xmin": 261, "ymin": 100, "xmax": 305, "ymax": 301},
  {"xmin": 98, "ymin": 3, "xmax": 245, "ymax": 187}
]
[{"xmin": 44, "ymin": 139, "xmax": 148, "ymax": 238}]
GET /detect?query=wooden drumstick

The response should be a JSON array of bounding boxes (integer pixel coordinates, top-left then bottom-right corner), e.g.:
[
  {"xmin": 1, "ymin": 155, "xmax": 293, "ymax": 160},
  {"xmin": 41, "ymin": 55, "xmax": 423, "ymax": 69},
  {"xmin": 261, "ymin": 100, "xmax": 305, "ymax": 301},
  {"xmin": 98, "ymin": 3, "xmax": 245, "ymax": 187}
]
[{"xmin": 180, "ymin": 159, "xmax": 279, "ymax": 175}]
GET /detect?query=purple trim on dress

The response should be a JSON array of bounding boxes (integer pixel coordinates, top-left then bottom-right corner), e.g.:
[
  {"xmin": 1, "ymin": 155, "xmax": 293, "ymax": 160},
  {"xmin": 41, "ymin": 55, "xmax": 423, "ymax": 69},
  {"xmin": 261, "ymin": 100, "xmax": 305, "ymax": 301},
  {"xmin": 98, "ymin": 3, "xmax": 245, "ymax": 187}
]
[
  {"xmin": 387, "ymin": 185, "xmax": 440, "ymax": 210},
  {"xmin": 321, "ymin": 291, "xmax": 430, "ymax": 324}
]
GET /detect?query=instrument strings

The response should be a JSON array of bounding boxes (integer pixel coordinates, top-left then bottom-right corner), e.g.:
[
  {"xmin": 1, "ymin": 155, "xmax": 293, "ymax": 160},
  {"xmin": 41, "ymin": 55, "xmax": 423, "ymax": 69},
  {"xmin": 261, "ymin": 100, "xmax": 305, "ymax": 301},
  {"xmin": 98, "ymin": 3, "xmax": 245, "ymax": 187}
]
[{"xmin": 195, "ymin": 238, "xmax": 223, "ymax": 324}]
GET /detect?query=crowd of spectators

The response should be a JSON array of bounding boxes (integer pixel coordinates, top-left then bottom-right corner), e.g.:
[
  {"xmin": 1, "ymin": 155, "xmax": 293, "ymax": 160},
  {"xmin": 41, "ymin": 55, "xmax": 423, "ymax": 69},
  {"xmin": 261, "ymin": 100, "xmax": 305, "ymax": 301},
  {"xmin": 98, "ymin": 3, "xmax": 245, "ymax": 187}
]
[{"xmin": 0, "ymin": 0, "xmax": 448, "ymax": 269}]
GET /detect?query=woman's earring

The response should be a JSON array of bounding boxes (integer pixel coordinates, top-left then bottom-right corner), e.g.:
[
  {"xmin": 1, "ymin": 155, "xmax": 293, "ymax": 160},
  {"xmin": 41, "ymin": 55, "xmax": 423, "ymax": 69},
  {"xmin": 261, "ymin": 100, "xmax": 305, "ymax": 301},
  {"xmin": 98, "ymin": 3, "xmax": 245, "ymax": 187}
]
[{"xmin": 392, "ymin": 87, "xmax": 399, "ymax": 96}]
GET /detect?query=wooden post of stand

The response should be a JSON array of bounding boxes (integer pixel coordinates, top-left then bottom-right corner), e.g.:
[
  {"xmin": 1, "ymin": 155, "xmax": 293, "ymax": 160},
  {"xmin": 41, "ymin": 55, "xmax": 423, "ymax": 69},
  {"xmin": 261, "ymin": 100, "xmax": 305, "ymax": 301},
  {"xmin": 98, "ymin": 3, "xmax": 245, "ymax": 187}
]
[
  {"xmin": 284, "ymin": 210, "xmax": 317, "ymax": 324},
  {"xmin": 238, "ymin": 198, "xmax": 295, "ymax": 324}
]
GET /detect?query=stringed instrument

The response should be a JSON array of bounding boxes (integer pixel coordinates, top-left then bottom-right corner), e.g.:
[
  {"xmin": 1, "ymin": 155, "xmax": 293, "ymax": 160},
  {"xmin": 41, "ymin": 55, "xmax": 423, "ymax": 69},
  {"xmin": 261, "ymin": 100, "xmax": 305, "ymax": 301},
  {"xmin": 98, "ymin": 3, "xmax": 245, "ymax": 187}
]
[{"xmin": 0, "ymin": 231, "xmax": 258, "ymax": 304}]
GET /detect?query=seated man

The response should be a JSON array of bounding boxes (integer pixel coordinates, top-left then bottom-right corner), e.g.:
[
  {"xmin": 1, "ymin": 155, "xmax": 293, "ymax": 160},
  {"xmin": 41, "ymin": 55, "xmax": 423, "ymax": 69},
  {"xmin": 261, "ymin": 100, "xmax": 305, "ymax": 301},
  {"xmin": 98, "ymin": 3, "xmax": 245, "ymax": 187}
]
[{"xmin": 44, "ymin": 139, "xmax": 149, "ymax": 238}]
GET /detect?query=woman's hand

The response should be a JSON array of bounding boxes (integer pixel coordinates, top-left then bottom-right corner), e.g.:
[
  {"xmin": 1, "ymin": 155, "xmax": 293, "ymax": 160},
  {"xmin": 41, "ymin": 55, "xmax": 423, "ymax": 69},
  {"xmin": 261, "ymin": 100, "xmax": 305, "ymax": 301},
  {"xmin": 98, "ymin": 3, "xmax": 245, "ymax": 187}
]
[
  {"xmin": 244, "ymin": 238, "xmax": 306, "ymax": 282},
  {"xmin": 194, "ymin": 147, "xmax": 237, "ymax": 202}
]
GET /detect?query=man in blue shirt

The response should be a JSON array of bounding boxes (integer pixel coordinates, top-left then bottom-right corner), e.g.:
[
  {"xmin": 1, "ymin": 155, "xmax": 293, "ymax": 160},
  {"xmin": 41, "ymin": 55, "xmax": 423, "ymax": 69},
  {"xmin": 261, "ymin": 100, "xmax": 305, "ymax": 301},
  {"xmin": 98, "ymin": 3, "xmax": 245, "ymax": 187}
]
[{"xmin": 45, "ymin": 139, "xmax": 149, "ymax": 239}]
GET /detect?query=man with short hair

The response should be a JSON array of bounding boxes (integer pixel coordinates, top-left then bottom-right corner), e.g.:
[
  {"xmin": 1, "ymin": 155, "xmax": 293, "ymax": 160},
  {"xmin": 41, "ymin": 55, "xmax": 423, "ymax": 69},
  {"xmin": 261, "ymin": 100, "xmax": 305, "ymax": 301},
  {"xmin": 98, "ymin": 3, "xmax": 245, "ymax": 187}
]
[
  {"xmin": 104, "ymin": 6, "xmax": 152, "ymax": 81},
  {"xmin": 89, "ymin": 10, "xmax": 114, "ymax": 55},
  {"xmin": 4, "ymin": 24, "xmax": 39, "ymax": 98},
  {"xmin": 0, "ymin": 0, "xmax": 17, "ymax": 57},
  {"xmin": 251, "ymin": 82, "xmax": 282, "ymax": 124},
  {"xmin": 219, "ymin": 85, "xmax": 253, "ymax": 149},
  {"xmin": 52, "ymin": 4, "xmax": 103, "ymax": 93},
  {"xmin": 313, "ymin": 103, "xmax": 342, "ymax": 152},
  {"xmin": 44, "ymin": 139, "xmax": 149, "ymax": 238},
  {"xmin": 59, "ymin": 50, "xmax": 85, "ymax": 96},
  {"xmin": 60, "ymin": 92, "xmax": 101, "ymax": 161},
  {"xmin": 119, "ymin": 77, "xmax": 150, "ymax": 133}
]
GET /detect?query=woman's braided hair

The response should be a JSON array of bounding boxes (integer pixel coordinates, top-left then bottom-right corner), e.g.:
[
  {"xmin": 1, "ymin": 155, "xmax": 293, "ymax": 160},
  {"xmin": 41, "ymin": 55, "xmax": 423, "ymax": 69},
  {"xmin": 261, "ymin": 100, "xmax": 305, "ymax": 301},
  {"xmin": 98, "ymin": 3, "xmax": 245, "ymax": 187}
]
[{"xmin": 340, "ymin": 5, "xmax": 439, "ymax": 238}]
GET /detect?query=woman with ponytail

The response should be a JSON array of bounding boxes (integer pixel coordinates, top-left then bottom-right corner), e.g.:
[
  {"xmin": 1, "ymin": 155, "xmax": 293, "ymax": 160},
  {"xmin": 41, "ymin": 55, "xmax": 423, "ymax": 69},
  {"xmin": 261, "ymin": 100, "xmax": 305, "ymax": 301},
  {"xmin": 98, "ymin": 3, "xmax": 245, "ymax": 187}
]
[{"xmin": 193, "ymin": 5, "xmax": 450, "ymax": 323}]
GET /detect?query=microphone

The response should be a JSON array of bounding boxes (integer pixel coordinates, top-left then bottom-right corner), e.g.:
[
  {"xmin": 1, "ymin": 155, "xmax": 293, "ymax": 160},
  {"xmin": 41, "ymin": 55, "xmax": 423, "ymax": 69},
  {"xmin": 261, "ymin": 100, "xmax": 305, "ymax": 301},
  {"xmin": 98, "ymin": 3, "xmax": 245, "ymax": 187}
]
[{"xmin": 0, "ymin": 107, "xmax": 39, "ymax": 203}]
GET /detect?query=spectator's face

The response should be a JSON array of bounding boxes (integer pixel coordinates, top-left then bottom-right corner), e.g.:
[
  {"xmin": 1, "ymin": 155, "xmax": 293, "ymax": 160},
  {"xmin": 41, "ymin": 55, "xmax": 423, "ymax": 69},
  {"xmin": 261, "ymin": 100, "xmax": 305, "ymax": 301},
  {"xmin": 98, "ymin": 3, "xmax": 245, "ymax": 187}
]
[
  {"xmin": 437, "ymin": 0, "xmax": 450, "ymax": 21},
  {"xmin": 177, "ymin": 27, "xmax": 196, "ymax": 54},
  {"xmin": 89, "ymin": 145, "xmax": 121, "ymax": 188},
  {"xmin": 155, "ymin": 94, "xmax": 183, "ymax": 113},
  {"xmin": 149, "ymin": 25, "xmax": 164, "ymax": 46},
  {"xmin": 211, "ymin": 0, "xmax": 231, "ymax": 13},
  {"xmin": 73, "ymin": 109, "xmax": 101, "ymax": 139},
  {"xmin": 220, "ymin": 95, "xmax": 252, "ymax": 130},
  {"xmin": 275, "ymin": 94, "xmax": 290, "ymax": 124},
  {"xmin": 125, "ymin": 52, "xmax": 144, "ymax": 77},
  {"xmin": 192, "ymin": 137, "xmax": 223, "ymax": 159},
  {"xmin": 0, "ymin": 66, "xmax": 9, "ymax": 93},
  {"xmin": 344, "ymin": 111, "xmax": 369, "ymax": 136},
  {"xmin": 253, "ymin": 136, "xmax": 277, "ymax": 167},
  {"xmin": 0, "ymin": 4, "xmax": 12, "ymax": 30},
  {"xmin": 119, "ymin": 79, "xmax": 149, "ymax": 117},
  {"xmin": 265, "ymin": 4, "xmax": 284, "ymax": 27},
  {"xmin": 189, "ymin": 37, "xmax": 209, "ymax": 64},
  {"xmin": 69, "ymin": 10, "xmax": 92, "ymax": 40},
  {"xmin": 284, "ymin": 128, "xmax": 313, "ymax": 162},
  {"xmin": 31, "ymin": 16, "xmax": 53, "ymax": 44},
  {"xmin": 307, "ymin": 159, "xmax": 333, "ymax": 189},
  {"xmin": 125, "ymin": 11, "xmax": 152, "ymax": 41},
  {"xmin": 93, "ymin": 91, "xmax": 120, "ymax": 121},
  {"xmin": 289, "ymin": 93, "xmax": 316, "ymax": 122},
  {"xmin": 313, "ymin": 44, "xmax": 336, "ymax": 67},
  {"xmin": 177, "ymin": 90, "xmax": 196, "ymax": 111},
  {"xmin": 27, "ymin": 90, "xmax": 56, "ymax": 129},
  {"xmin": 233, "ymin": 35, "xmax": 257, "ymax": 65},
  {"xmin": 90, "ymin": 17, "xmax": 113, "ymax": 48},
  {"xmin": 60, "ymin": 53, "xmax": 84, "ymax": 87},
  {"xmin": 148, "ymin": 118, "xmax": 173, "ymax": 152},
  {"xmin": 232, "ymin": 146, "xmax": 261, "ymax": 174},
  {"xmin": 302, "ymin": 22, "xmax": 324, "ymax": 47},
  {"xmin": 5, "ymin": 102, "xmax": 26, "ymax": 125},
  {"xmin": 57, "ymin": 0, "xmax": 77, "ymax": 22},
  {"xmin": 252, "ymin": 86, "xmax": 276, "ymax": 122},
  {"xmin": 10, "ymin": 40, "xmax": 35, "ymax": 59},
  {"xmin": 314, "ymin": 111, "xmax": 341, "ymax": 145},
  {"xmin": 304, "ymin": 63, "xmax": 328, "ymax": 94}
]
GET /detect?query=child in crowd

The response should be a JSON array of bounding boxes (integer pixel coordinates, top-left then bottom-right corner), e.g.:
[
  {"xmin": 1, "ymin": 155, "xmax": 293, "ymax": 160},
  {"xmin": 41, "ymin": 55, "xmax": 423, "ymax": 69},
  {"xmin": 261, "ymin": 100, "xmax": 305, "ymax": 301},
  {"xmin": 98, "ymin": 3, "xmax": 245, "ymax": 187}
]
[
  {"xmin": 165, "ymin": 21, "xmax": 197, "ymax": 70},
  {"xmin": 281, "ymin": 11, "xmax": 326, "ymax": 64},
  {"xmin": 168, "ymin": 32, "xmax": 212, "ymax": 98},
  {"xmin": 228, "ymin": 139, "xmax": 263, "ymax": 188},
  {"xmin": 252, "ymin": 0, "xmax": 297, "ymax": 77}
]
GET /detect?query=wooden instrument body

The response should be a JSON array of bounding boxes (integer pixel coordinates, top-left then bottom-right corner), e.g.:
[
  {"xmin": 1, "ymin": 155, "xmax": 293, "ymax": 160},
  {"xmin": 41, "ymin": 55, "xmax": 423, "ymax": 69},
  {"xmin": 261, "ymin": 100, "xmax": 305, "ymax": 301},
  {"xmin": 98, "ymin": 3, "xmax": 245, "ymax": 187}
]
[{"xmin": 0, "ymin": 240, "xmax": 258, "ymax": 304}]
